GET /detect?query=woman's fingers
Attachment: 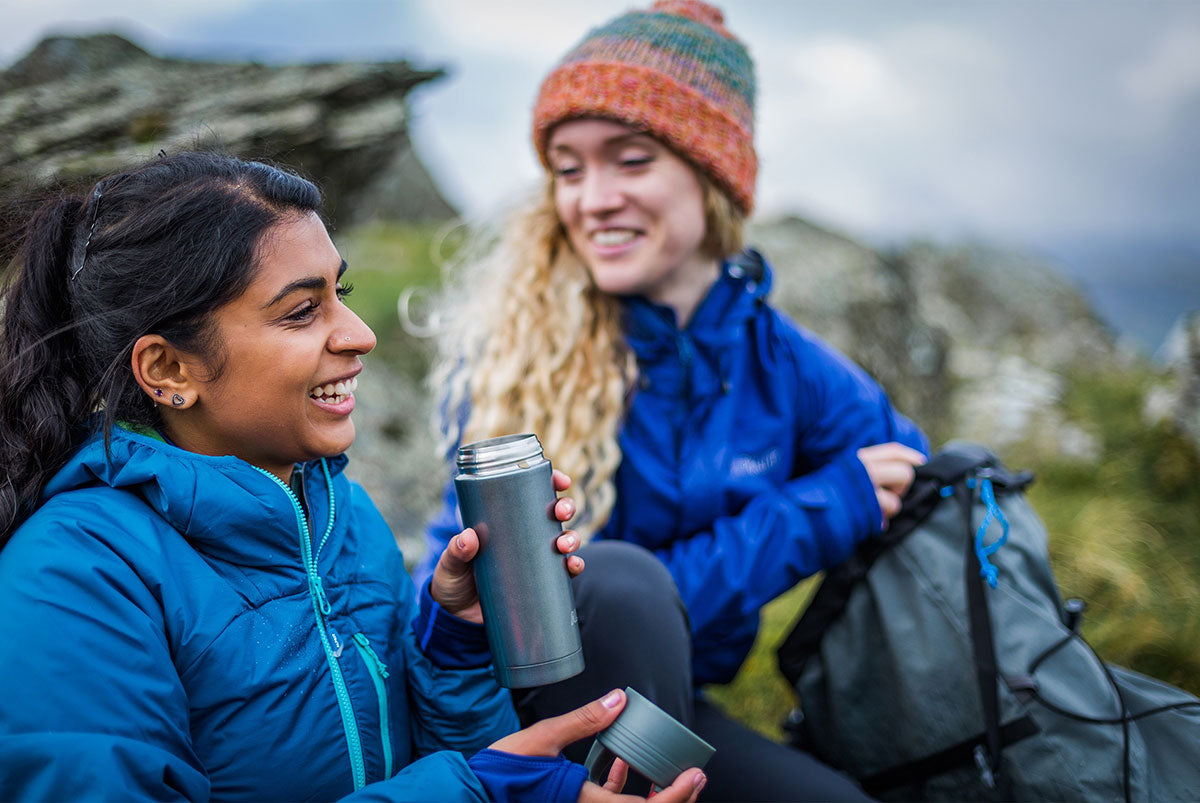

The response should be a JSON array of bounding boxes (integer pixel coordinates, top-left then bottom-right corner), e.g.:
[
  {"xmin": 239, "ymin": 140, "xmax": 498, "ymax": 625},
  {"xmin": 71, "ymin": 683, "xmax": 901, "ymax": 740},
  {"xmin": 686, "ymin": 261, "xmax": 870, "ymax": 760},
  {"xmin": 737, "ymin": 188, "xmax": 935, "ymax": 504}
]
[
  {"xmin": 858, "ymin": 443, "xmax": 926, "ymax": 493},
  {"xmin": 858, "ymin": 442, "xmax": 926, "ymax": 523},
  {"xmin": 645, "ymin": 768, "xmax": 707, "ymax": 803},
  {"xmin": 489, "ymin": 689, "xmax": 626, "ymax": 756},
  {"xmin": 876, "ymin": 488, "xmax": 902, "ymax": 520},
  {"xmin": 556, "ymin": 529, "xmax": 584, "ymax": 575},
  {"xmin": 871, "ymin": 460, "xmax": 919, "ymax": 494},
  {"xmin": 557, "ymin": 530, "xmax": 580, "ymax": 554},
  {"xmin": 552, "ymin": 469, "xmax": 572, "ymax": 491},
  {"xmin": 555, "ymin": 496, "xmax": 576, "ymax": 523},
  {"xmin": 436, "ymin": 527, "xmax": 479, "ymax": 577},
  {"xmin": 602, "ymin": 757, "xmax": 630, "ymax": 793},
  {"xmin": 428, "ymin": 528, "xmax": 484, "ymax": 623}
]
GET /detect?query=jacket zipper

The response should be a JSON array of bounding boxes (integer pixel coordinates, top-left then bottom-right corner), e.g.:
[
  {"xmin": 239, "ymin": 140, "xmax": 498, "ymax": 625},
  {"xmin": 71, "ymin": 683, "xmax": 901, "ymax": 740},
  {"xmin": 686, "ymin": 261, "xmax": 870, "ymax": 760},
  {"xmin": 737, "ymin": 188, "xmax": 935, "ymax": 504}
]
[
  {"xmin": 253, "ymin": 462, "xmax": 367, "ymax": 790},
  {"xmin": 352, "ymin": 632, "xmax": 394, "ymax": 779}
]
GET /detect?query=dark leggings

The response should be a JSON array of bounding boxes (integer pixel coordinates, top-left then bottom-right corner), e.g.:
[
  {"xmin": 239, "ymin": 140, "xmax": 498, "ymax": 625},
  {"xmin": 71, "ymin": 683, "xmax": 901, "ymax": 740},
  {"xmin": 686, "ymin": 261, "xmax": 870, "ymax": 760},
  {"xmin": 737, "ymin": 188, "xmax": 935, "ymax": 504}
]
[{"xmin": 514, "ymin": 541, "xmax": 871, "ymax": 802}]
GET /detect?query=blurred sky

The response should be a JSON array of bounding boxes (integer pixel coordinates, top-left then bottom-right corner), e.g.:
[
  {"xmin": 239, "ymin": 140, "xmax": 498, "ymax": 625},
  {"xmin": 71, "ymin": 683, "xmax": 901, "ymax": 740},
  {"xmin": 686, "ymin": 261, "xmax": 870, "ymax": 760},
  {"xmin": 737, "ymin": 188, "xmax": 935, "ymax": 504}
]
[{"xmin": 3, "ymin": 0, "xmax": 1198, "ymax": 349}]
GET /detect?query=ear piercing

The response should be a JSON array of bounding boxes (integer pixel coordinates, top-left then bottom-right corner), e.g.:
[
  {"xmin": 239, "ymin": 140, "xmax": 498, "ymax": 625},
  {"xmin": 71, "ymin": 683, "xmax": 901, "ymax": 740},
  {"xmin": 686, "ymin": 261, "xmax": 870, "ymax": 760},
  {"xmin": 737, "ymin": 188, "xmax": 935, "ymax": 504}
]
[
  {"xmin": 154, "ymin": 389, "xmax": 164, "ymax": 398},
  {"xmin": 171, "ymin": 393, "xmax": 185, "ymax": 407},
  {"xmin": 345, "ymin": 336, "xmax": 351, "ymax": 341}
]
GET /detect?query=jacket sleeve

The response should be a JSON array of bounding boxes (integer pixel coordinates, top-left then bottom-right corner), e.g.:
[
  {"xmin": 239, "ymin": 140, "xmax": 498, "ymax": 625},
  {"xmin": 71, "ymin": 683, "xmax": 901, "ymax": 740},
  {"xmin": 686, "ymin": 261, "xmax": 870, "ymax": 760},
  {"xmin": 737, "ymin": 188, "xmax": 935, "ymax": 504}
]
[
  {"xmin": 650, "ymin": 323, "xmax": 929, "ymax": 684},
  {"xmin": 0, "ymin": 518, "xmax": 211, "ymax": 801},
  {"xmin": 341, "ymin": 748, "xmax": 587, "ymax": 803},
  {"xmin": 393, "ymin": 536, "xmax": 587, "ymax": 803}
]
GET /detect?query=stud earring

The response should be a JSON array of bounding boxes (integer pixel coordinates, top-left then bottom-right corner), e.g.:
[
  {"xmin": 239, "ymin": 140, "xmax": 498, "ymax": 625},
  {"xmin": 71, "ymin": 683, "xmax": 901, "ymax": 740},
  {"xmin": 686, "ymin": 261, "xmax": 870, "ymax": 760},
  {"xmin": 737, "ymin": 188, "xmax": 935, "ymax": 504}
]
[
  {"xmin": 154, "ymin": 388, "xmax": 164, "ymax": 398},
  {"xmin": 171, "ymin": 393, "xmax": 185, "ymax": 407}
]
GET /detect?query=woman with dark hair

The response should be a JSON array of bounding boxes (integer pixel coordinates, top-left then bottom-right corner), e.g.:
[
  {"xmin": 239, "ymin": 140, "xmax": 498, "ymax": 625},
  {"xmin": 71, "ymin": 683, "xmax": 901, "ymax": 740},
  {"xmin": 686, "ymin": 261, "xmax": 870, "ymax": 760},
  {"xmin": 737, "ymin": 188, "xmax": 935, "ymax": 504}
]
[{"xmin": 0, "ymin": 151, "xmax": 706, "ymax": 802}]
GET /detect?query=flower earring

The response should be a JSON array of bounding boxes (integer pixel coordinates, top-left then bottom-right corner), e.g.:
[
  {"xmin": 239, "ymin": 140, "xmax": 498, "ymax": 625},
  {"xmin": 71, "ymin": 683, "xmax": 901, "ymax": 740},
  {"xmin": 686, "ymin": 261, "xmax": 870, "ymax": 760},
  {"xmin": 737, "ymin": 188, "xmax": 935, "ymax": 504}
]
[{"xmin": 154, "ymin": 389, "xmax": 164, "ymax": 398}]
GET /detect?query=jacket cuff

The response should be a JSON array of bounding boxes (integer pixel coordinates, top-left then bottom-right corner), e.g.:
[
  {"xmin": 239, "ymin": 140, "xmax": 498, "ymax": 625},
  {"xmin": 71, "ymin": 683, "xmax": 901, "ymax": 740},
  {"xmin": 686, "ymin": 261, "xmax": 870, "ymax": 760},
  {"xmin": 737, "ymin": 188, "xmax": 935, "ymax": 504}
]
[
  {"xmin": 788, "ymin": 450, "xmax": 882, "ymax": 566},
  {"xmin": 467, "ymin": 749, "xmax": 587, "ymax": 803},
  {"xmin": 412, "ymin": 580, "xmax": 492, "ymax": 669}
]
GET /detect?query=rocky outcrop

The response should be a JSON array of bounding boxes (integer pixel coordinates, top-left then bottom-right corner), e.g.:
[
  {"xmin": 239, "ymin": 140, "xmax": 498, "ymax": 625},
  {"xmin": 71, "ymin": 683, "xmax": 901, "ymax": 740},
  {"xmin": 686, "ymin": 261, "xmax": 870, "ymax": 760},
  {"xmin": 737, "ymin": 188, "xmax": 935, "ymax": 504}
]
[
  {"xmin": 0, "ymin": 33, "xmax": 456, "ymax": 235},
  {"xmin": 747, "ymin": 216, "xmax": 1121, "ymax": 456}
]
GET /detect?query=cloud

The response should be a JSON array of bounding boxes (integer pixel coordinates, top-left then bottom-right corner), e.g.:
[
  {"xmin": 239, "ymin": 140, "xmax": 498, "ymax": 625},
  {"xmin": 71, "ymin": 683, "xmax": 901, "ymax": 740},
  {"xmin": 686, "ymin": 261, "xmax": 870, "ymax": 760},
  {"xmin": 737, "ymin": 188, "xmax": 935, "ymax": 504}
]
[
  {"xmin": 418, "ymin": 0, "xmax": 629, "ymax": 63},
  {"xmin": 1120, "ymin": 25, "xmax": 1200, "ymax": 130},
  {"xmin": 1, "ymin": 0, "xmax": 1196, "ymax": 246},
  {"xmin": 783, "ymin": 35, "xmax": 917, "ymax": 125}
]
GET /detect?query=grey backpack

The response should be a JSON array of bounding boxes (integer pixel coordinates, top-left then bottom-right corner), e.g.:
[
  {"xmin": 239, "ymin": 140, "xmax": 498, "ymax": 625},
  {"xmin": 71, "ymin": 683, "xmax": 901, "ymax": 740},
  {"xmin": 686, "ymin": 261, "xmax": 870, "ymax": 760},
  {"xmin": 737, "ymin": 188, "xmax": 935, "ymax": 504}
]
[{"xmin": 777, "ymin": 443, "xmax": 1200, "ymax": 802}]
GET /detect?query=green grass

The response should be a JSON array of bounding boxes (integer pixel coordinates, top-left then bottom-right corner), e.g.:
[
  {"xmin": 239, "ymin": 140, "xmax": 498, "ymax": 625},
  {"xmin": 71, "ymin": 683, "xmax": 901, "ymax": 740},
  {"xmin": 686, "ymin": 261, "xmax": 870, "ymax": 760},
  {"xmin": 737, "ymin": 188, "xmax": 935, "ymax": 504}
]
[{"xmin": 1020, "ymin": 369, "xmax": 1200, "ymax": 692}]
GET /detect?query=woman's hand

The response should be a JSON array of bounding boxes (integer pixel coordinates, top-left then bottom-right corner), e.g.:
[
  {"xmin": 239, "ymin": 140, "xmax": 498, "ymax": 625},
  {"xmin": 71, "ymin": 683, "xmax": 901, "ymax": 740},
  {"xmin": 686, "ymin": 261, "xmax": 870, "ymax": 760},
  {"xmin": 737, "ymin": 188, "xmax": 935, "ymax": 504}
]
[
  {"xmin": 489, "ymin": 689, "xmax": 707, "ymax": 803},
  {"xmin": 857, "ymin": 442, "xmax": 926, "ymax": 524},
  {"xmin": 431, "ymin": 469, "xmax": 581, "ymax": 623}
]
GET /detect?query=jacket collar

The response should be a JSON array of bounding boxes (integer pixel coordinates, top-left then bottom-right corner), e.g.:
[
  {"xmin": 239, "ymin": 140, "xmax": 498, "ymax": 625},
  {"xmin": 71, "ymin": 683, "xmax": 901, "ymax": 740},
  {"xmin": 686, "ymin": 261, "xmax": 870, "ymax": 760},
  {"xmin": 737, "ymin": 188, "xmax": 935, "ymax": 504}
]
[
  {"xmin": 42, "ymin": 425, "xmax": 350, "ymax": 567},
  {"xmin": 622, "ymin": 249, "xmax": 772, "ymax": 396}
]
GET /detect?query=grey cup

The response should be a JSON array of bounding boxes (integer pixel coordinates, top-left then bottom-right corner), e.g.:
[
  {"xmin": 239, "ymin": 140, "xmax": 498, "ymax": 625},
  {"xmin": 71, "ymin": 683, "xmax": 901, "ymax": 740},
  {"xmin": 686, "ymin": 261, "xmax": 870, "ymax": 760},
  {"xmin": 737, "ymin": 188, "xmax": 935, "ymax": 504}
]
[
  {"xmin": 454, "ymin": 434, "xmax": 584, "ymax": 688},
  {"xmin": 585, "ymin": 687, "xmax": 715, "ymax": 790}
]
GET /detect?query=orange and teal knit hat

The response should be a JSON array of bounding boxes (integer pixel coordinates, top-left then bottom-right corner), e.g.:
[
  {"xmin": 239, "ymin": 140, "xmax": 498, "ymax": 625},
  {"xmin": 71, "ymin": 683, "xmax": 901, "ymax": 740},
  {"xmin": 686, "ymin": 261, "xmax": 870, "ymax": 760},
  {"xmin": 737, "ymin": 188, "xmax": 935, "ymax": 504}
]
[{"xmin": 532, "ymin": 0, "xmax": 757, "ymax": 215}]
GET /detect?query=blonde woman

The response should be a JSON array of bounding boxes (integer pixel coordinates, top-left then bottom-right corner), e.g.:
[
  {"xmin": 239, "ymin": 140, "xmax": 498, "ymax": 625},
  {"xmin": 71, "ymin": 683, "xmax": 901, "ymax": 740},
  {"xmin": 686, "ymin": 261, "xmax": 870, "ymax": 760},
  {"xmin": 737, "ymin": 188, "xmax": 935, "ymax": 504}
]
[{"xmin": 420, "ymin": 1, "xmax": 927, "ymax": 798}]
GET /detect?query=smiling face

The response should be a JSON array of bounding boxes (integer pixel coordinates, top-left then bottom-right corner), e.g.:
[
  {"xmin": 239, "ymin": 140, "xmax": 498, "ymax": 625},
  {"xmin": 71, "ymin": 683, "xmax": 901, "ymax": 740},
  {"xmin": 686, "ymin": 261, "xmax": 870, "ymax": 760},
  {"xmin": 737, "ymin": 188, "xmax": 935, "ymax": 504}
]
[
  {"xmin": 548, "ymin": 118, "xmax": 720, "ymax": 326},
  {"xmin": 168, "ymin": 211, "xmax": 376, "ymax": 480}
]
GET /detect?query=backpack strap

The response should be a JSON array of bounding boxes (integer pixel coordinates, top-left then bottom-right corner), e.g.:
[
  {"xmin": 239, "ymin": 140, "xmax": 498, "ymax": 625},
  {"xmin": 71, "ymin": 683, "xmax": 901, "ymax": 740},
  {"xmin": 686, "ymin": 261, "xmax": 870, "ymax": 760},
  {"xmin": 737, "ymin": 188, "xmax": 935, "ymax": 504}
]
[
  {"xmin": 960, "ymin": 480, "xmax": 1004, "ymax": 791},
  {"xmin": 861, "ymin": 714, "xmax": 1040, "ymax": 796}
]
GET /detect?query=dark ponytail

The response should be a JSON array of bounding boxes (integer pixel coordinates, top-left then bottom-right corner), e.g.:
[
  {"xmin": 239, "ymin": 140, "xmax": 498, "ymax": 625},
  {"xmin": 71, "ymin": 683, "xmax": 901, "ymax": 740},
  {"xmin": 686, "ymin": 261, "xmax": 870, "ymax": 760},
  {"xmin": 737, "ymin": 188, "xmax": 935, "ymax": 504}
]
[{"xmin": 0, "ymin": 151, "xmax": 322, "ymax": 543}]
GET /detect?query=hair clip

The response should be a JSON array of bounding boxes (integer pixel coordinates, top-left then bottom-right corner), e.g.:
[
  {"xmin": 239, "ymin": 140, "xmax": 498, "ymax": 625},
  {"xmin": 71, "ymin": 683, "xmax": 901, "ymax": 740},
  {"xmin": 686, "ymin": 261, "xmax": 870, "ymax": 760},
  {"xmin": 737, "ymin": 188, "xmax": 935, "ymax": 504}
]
[{"xmin": 71, "ymin": 181, "xmax": 106, "ymax": 281}]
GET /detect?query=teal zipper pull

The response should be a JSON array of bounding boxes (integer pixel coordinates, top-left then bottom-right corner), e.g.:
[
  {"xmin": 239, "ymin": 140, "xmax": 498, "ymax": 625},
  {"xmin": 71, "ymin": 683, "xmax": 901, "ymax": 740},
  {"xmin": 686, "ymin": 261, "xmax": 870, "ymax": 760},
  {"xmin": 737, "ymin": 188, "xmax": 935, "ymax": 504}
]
[
  {"xmin": 352, "ymin": 632, "xmax": 389, "ymax": 678},
  {"xmin": 310, "ymin": 574, "xmax": 333, "ymax": 616}
]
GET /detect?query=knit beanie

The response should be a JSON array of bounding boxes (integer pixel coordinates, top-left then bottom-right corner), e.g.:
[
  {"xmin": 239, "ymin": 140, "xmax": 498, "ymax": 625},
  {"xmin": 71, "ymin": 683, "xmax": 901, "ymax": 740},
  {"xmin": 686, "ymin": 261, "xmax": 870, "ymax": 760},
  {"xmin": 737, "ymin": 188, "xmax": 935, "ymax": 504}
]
[{"xmin": 532, "ymin": 0, "xmax": 757, "ymax": 215}]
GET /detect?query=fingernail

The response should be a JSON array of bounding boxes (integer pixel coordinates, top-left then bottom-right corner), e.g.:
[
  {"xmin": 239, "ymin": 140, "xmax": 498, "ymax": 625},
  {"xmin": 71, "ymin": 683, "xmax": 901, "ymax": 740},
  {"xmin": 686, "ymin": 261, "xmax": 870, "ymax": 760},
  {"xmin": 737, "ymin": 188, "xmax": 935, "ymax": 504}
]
[
  {"xmin": 693, "ymin": 772, "xmax": 706, "ymax": 791},
  {"xmin": 456, "ymin": 536, "xmax": 466, "ymax": 550},
  {"xmin": 562, "ymin": 533, "xmax": 577, "ymax": 549},
  {"xmin": 601, "ymin": 689, "xmax": 622, "ymax": 709}
]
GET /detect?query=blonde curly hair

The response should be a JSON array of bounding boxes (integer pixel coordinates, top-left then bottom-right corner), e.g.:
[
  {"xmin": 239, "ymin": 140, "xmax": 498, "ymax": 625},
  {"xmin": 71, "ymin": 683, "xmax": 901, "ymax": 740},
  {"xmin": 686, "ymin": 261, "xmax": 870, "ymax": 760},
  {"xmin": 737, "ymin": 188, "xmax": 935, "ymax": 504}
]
[{"xmin": 432, "ymin": 169, "xmax": 744, "ymax": 539}]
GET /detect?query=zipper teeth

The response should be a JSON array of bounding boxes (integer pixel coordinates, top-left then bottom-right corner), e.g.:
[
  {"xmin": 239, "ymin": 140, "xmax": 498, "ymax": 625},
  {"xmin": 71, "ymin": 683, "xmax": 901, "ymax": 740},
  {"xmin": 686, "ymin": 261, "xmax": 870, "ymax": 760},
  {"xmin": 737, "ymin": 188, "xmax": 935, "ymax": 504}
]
[
  {"xmin": 353, "ymin": 633, "xmax": 393, "ymax": 779},
  {"xmin": 253, "ymin": 465, "xmax": 366, "ymax": 790},
  {"xmin": 316, "ymin": 459, "xmax": 336, "ymax": 556}
]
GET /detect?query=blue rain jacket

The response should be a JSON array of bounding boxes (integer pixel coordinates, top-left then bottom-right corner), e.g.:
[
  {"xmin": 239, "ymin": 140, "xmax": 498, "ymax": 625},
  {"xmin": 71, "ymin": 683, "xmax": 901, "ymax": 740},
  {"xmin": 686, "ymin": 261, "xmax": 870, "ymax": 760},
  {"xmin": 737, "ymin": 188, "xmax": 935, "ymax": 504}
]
[
  {"xmin": 421, "ymin": 250, "xmax": 928, "ymax": 685},
  {"xmin": 0, "ymin": 425, "xmax": 585, "ymax": 801}
]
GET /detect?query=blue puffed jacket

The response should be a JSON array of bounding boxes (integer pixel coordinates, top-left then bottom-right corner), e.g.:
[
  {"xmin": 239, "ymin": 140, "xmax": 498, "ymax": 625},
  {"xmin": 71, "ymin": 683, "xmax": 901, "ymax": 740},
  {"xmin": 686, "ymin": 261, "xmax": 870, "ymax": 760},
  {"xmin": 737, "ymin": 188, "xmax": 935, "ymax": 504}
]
[
  {"xmin": 0, "ymin": 426, "xmax": 585, "ymax": 801},
  {"xmin": 421, "ymin": 250, "xmax": 928, "ymax": 686}
]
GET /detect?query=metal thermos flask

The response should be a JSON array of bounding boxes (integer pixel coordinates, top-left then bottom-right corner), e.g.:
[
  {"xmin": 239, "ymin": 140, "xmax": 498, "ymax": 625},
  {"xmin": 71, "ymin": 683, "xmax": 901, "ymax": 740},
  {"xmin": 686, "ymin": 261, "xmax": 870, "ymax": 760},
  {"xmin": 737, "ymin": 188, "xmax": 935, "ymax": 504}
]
[{"xmin": 454, "ymin": 434, "xmax": 584, "ymax": 688}]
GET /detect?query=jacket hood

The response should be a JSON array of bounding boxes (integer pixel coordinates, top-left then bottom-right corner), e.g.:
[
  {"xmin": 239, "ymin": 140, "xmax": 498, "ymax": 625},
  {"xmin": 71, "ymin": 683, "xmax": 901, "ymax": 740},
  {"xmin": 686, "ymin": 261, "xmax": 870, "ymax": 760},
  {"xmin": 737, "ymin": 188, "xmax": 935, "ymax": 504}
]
[{"xmin": 41, "ymin": 425, "xmax": 349, "ymax": 568}]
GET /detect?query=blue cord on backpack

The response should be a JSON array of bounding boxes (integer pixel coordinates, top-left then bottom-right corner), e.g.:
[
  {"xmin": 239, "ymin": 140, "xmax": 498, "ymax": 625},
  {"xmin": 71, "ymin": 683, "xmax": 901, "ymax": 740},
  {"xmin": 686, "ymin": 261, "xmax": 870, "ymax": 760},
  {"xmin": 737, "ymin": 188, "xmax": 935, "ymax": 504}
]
[{"xmin": 974, "ymin": 477, "xmax": 1009, "ymax": 588}]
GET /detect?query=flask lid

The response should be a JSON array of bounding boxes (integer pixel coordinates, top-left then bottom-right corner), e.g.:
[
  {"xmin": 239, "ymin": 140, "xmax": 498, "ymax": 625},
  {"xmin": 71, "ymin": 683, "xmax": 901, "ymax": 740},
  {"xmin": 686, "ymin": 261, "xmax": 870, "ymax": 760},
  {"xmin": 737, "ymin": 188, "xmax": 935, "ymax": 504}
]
[{"xmin": 456, "ymin": 433, "xmax": 546, "ymax": 475}]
